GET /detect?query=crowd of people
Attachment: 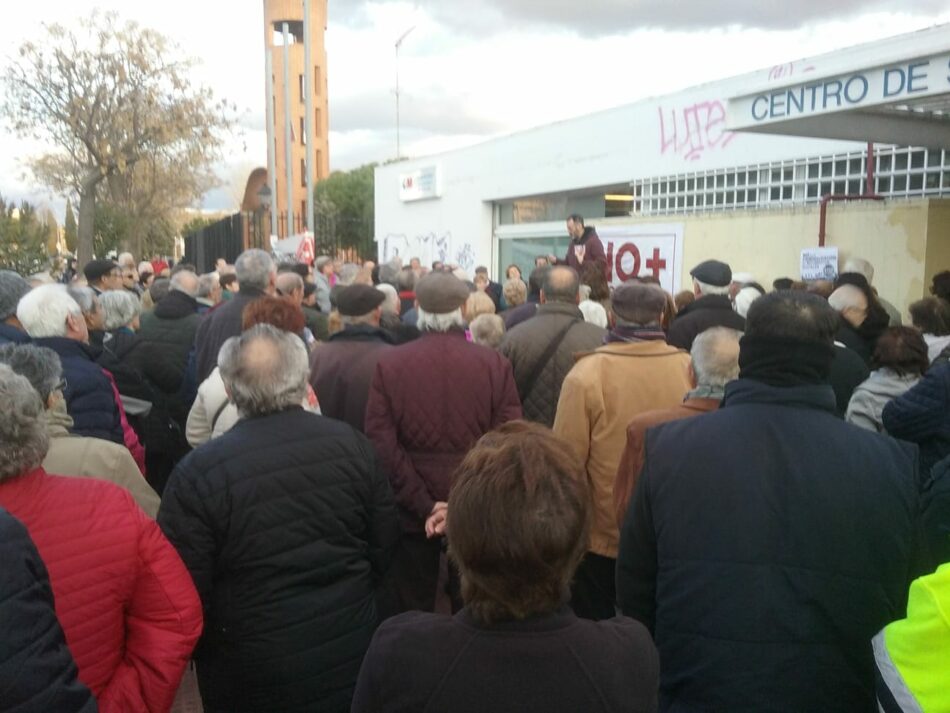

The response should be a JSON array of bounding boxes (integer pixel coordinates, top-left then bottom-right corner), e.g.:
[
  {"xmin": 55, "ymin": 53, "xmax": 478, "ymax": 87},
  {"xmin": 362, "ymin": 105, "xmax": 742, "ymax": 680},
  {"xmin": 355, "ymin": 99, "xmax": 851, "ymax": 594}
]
[{"xmin": 0, "ymin": 216, "xmax": 948, "ymax": 713}]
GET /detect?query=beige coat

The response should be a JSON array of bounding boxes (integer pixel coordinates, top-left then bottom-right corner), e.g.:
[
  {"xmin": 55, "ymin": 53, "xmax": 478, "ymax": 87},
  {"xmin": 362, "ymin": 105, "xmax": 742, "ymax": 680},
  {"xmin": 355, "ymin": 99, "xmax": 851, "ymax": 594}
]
[
  {"xmin": 553, "ymin": 340, "xmax": 691, "ymax": 558},
  {"xmin": 42, "ymin": 400, "xmax": 160, "ymax": 517}
]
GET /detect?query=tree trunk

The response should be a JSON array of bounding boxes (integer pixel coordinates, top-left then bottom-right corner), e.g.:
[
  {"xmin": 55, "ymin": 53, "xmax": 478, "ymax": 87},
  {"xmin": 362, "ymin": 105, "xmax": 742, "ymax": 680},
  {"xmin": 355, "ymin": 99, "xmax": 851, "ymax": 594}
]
[{"xmin": 76, "ymin": 171, "xmax": 102, "ymax": 266}]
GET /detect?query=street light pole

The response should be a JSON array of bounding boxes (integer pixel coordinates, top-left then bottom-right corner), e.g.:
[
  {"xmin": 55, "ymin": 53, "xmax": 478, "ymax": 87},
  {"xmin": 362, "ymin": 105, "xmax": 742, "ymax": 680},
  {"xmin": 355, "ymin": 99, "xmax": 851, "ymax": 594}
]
[{"xmin": 395, "ymin": 25, "xmax": 415, "ymax": 160}]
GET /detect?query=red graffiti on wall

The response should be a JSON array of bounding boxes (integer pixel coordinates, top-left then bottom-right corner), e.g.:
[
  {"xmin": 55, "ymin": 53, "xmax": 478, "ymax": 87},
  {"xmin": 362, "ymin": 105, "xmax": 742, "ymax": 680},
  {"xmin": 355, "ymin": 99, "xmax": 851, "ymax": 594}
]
[
  {"xmin": 768, "ymin": 62, "xmax": 816, "ymax": 82},
  {"xmin": 658, "ymin": 100, "xmax": 736, "ymax": 162}
]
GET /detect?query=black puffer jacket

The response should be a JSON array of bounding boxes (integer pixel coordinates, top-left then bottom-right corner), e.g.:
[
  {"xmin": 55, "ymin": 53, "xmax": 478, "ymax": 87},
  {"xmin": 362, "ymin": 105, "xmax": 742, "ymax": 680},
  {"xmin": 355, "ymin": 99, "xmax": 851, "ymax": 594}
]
[
  {"xmin": 158, "ymin": 407, "xmax": 399, "ymax": 713},
  {"xmin": 137, "ymin": 290, "xmax": 200, "ymax": 408},
  {"xmin": 882, "ymin": 362, "xmax": 950, "ymax": 477},
  {"xmin": 0, "ymin": 507, "xmax": 97, "ymax": 713}
]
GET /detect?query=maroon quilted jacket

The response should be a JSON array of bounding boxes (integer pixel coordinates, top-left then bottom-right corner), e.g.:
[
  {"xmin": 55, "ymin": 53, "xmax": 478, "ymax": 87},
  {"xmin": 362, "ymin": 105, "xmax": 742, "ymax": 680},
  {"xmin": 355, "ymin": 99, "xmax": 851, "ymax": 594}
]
[{"xmin": 365, "ymin": 331, "xmax": 522, "ymax": 528}]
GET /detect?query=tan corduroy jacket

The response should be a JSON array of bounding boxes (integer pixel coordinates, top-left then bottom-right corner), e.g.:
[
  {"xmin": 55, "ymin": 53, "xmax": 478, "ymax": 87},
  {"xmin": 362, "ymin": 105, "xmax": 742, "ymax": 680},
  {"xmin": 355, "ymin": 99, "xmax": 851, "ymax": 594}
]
[
  {"xmin": 553, "ymin": 340, "xmax": 691, "ymax": 558},
  {"xmin": 42, "ymin": 400, "xmax": 160, "ymax": 517}
]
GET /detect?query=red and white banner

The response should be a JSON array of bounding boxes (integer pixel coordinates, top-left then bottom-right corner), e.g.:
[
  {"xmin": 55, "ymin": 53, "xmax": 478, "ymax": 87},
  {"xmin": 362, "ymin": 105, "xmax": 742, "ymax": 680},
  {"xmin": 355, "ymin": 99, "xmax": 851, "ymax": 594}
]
[{"xmin": 597, "ymin": 224, "xmax": 684, "ymax": 294}]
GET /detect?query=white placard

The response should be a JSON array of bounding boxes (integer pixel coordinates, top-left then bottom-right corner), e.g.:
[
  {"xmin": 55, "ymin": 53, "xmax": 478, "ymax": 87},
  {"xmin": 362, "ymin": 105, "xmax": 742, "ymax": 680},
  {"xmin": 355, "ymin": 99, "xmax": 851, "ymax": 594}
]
[
  {"xmin": 800, "ymin": 247, "xmax": 839, "ymax": 281},
  {"xmin": 596, "ymin": 224, "xmax": 685, "ymax": 295}
]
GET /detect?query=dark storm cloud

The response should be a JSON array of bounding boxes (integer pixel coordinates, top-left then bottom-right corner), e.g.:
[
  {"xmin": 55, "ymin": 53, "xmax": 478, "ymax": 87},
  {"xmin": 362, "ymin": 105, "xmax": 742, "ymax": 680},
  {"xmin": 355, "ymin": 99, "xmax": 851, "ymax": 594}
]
[{"xmin": 330, "ymin": 0, "xmax": 947, "ymax": 34}]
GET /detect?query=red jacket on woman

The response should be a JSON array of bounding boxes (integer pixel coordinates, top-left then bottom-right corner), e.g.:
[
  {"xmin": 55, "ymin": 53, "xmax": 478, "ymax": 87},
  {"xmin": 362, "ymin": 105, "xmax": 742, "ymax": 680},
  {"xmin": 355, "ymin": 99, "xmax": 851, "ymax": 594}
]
[{"xmin": 0, "ymin": 467, "xmax": 202, "ymax": 713}]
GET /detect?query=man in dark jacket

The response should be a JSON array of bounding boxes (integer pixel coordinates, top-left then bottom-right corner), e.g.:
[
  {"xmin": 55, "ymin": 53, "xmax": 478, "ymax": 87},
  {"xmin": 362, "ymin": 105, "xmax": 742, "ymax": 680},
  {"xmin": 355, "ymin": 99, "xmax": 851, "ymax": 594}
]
[
  {"xmin": 0, "ymin": 269, "xmax": 32, "ymax": 345},
  {"xmin": 667, "ymin": 259, "xmax": 746, "ymax": 351},
  {"xmin": 18, "ymin": 284, "xmax": 123, "ymax": 444},
  {"xmin": 83, "ymin": 258, "xmax": 121, "ymax": 295},
  {"xmin": 138, "ymin": 270, "xmax": 201, "ymax": 405},
  {"xmin": 499, "ymin": 266, "xmax": 605, "ymax": 427},
  {"xmin": 365, "ymin": 271, "xmax": 523, "ymax": 615},
  {"xmin": 0, "ymin": 507, "xmax": 97, "ymax": 713},
  {"xmin": 159, "ymin": 325, "xmax": 398, "ymax": 713},
  {"xmin": 194, "ymin": 249, "xmax": 276, "ymax": 382},
  {"xmin": 617, "ymin": 290, "xmax": 920, "ymax": 712},
  {"xmin": 549, "ymin": 214, "xmax": 607, "ymax": 279},
  {"xmin": 309, "ymin": 284, "xmax": 394, "ymax": 433}
]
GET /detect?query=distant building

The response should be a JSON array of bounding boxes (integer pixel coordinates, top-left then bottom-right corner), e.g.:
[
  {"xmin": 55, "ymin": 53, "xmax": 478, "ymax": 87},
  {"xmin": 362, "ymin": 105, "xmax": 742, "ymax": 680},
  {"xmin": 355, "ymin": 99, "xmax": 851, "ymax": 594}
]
[{"xmin": 263, "ymin": 0, "xmax": 330, "ymax": 233}]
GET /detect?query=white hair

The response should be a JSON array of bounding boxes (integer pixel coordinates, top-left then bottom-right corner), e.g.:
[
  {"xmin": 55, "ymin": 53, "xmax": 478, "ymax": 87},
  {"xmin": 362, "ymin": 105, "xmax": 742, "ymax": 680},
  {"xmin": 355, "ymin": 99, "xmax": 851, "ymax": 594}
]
[
  {"xmin": 417, "ymin": 307, "xmax": 466, "ymax": 333},
  {"xmin": 138, "ymin": 261, "xmax": 153, "ymax": 276},
  {"xmin": 734, "ymin": 285, "xmax": 763, "ymax": 319},
  {"xmin": 0, "ymin": 364, "xmax": 49, "ymax": 481},
  {"xmin": 218, "ymin": 324, "xmax": 309, "ymax": 418},
  {"xmin": 691, "ymin": 327, "xmax": 741, "ymax": 388},
  {"xmin": 100, "ymin": 290, "xmax": 142, "ymax": 330},
  {"xmin": 198, "ymin": 272, "xmax": 220, "ymax": 298},
  {"xmin": 579, "ymin": 300, "xmax": 608, "ymax": 328},
  {"xmin": 375, "ymin": 283, "xmax": 400, "ymax": 315},
  {"xmin": 694, "ymin": 278, "xmax": 730, "ymax": 297},
  {"xmin": 470, "ymin": 314, "xmax": 505, "ymax": 349},
  {"xmin": 169, "ymin": 270, "xmax": 199, "ymax": 298},
  {"xmin": 842, "ymin": 257, "xmax": 874, "ymax": 283},
  {"xmin": 17, "ymin": 284, "xmax": 83, "ymax": 338},
  {"xmin": 828, "ymin": 284, "xmax": 867, "ymax": 314},
  {"xmin": 235, "ymin": 249, "xmax": 277, "ymax": 291},
  {"xmin": 117, "ymin": 252, "xmax": 135, "ymax": 269}
]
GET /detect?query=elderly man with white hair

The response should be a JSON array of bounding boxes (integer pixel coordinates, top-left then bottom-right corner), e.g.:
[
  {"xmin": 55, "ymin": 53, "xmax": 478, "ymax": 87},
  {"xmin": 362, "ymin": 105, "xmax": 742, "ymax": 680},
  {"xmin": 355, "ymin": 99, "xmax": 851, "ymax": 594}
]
[
  {"xmin": 17, "ymin": 284, "xmax": 125, "ymax": 445},
  {"xmin": 196, "ymin": 272, "xmax": 221, "ymax": 314},
  {"xmin": 160, "ymin": 324, "xmax": 398, "ymax": 713},
  {"xmin": 668, "ymin": 259, "xmax": 746, "ymax": 351},
  {"xmin": 195, "ymin": 249, "xmax": 277, "ymax": 382},
  {"xmin": 365, "ymin": 271, "xmax": 522, "ymax": 616},
  {"xmin": 829, "ymin": 283, "xmax": 873, "ymax": 364}
]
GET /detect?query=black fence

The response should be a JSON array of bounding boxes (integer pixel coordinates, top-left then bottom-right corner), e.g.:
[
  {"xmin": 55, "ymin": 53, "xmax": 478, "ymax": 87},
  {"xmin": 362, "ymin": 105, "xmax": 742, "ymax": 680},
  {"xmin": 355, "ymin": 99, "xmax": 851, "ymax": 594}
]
[{"xmin": 183, "ymin": 211, "xmax": 376, "ymax": 274}]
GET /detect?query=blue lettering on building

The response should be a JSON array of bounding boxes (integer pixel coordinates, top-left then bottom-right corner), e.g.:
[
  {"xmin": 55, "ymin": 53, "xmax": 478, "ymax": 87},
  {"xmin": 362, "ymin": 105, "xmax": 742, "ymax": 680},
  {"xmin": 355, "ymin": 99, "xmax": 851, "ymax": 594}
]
[{"xmin": 907, "ymin": 61, "xmax": 928, "ymax": 93}]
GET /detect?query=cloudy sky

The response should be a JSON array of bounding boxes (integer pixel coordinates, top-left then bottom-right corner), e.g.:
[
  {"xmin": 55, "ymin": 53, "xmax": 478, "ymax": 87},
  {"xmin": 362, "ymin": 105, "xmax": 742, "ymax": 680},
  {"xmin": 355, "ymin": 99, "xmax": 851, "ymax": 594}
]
[{"xmin": 1, "ymin": 1, "xmax": 948, "ymax": 218}]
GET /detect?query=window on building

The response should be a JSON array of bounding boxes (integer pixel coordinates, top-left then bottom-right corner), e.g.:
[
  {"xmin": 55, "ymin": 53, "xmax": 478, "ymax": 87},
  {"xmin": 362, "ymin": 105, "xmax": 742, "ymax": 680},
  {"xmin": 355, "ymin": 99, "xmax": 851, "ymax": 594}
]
[
  {"xmin": 316, "ymin": 149, "xmax": 323, "ymax": 180},
  {"xmin": 300, "ymin": 117, "xmax": 307, "ymax": 146},
  {"xmin": 299, "ymin": 74, "xmax": 305, "ymax": 103},
  {"xmin": 314, "ymin": 66, "xmax": 321, "ymax": 96},
  {"xmin": 314, "ymin": 108, "xmax": 321, "ymax": 136},
  {"xmin": 629, "ymin": 146, "xmax": 950, "ymax": 217},
  {"xmin": 300, "ymin": 158, "xmax": 307, "ymax": 187}
]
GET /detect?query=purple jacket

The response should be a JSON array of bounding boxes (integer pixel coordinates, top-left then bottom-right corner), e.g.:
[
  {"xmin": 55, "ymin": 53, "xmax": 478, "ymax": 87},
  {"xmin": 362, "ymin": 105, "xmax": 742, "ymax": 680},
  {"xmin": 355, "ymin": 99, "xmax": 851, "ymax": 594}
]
[
  {"xmin": 561, "ymin": 227, "xmax": 607, "ymax": 276},
  {"xmin": 365, "ymin": 331, "xmax": 522, "ymax": 529}
]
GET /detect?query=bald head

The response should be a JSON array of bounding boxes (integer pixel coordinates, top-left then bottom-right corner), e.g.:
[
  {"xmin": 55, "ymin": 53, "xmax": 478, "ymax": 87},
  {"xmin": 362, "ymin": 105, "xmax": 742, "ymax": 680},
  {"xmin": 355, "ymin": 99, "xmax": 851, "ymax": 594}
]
[
  {"xmin": 828, "ymin": 284, "xmax": 868, "ymax": 328},
  {"xmin": 690, "ymin": 327, "xmax": 741, "ymax": 388},
  {"xmin": 540, "ymin": 266, "xmax": 580, "ymax": 304},
  {"xmin": 276, "ymin": 272, "xmax": 305, "ymax": 306},
  {"xmin": 218, "ymin": 324, "xmax": 308, "ymax": 418}
]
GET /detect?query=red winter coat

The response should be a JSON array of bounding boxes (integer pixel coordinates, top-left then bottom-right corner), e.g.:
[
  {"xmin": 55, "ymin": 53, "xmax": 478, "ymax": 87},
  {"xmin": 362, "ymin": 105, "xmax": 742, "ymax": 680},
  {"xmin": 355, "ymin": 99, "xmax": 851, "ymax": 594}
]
[
  {"xmin": 365, "ymin": 330, "xmax": 522, "ymax": 528},
  {"xmin": 0, "ymin": 467, "xmax": 202, "ymax": 713}
]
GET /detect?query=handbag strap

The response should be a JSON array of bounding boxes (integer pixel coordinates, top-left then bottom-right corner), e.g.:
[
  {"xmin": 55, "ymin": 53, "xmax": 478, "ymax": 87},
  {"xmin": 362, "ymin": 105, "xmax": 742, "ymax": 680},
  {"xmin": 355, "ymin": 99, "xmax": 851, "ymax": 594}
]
[{"xmin": 517, "ymin": 318, "xmax": 581, "ymax": 401}]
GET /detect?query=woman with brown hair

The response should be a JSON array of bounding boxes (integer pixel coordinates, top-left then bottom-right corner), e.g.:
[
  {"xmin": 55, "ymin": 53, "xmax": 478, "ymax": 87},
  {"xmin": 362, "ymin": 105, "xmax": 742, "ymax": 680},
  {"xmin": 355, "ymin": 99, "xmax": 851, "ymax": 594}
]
[
  {"xmin": 845, "ymin": 326, "xmax": 929, "ymax": 432},
  {"xmin": 352, "ymin": 421, "xmax": 658, "ymax": 713}
]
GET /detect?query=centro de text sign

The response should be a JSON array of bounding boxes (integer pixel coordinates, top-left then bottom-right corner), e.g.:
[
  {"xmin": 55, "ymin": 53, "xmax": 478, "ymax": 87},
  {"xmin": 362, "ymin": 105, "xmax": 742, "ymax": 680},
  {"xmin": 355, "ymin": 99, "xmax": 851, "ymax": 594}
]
[{"xmin": 730, "ymin": 54, "xmax": 950, "ymax": 126}]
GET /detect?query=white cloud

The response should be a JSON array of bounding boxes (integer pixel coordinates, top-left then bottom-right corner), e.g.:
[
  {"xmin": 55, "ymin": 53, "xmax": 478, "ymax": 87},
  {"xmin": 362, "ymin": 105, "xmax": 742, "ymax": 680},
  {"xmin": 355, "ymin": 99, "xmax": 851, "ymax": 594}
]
[{"xmin": 0, "ymin": 2, "xmax": 948, "ymax": 216}]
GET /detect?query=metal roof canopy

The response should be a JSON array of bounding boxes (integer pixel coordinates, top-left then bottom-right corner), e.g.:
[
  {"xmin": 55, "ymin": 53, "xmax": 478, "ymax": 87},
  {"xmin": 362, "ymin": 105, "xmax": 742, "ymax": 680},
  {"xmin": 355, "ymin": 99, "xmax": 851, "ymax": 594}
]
[{"xmin": 727, "ymin": 25, "xmax": 950, "ymax": 148}]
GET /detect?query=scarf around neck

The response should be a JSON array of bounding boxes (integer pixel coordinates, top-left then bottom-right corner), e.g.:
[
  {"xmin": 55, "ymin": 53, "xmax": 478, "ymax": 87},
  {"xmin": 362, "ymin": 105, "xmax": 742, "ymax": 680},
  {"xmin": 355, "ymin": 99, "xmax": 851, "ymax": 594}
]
[
  {"xmin": 738, "ymin": 334, "xmax": 835, "ymax": 388},
  {"xmin": 605, "ymin": 325, "xmax": 667, "ymax": 344}
]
